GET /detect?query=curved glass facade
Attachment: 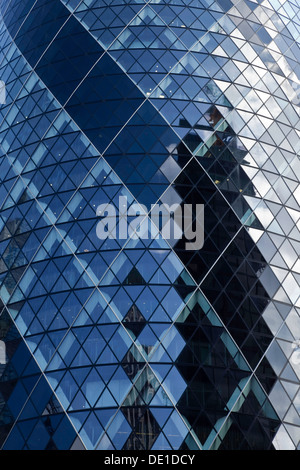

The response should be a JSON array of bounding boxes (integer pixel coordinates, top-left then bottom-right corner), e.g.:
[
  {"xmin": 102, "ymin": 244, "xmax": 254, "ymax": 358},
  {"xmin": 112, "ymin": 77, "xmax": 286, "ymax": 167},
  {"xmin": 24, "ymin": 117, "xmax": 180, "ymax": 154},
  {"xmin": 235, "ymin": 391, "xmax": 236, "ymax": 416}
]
[{"xmin": 0, "ymin": 0, "xmax": 299, "ymax": 451}]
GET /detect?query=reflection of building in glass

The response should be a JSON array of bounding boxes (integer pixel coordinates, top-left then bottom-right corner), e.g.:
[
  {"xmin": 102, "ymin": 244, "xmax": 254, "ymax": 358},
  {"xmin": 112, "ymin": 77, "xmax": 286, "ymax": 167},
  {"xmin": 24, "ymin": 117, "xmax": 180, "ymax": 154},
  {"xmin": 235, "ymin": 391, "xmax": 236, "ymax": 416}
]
[{"xmin": 0, "ymin": 0, "xmax": 299, "ymax": 451}]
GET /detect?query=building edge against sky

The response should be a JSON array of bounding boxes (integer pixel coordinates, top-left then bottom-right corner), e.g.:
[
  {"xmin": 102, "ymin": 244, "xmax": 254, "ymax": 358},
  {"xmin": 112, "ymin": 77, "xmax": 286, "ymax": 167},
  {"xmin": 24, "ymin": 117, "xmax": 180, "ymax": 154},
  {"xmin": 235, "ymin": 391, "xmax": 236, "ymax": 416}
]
[{"xmin": 0, "ymin": 0, "xmax": 299, "ymax": 450}]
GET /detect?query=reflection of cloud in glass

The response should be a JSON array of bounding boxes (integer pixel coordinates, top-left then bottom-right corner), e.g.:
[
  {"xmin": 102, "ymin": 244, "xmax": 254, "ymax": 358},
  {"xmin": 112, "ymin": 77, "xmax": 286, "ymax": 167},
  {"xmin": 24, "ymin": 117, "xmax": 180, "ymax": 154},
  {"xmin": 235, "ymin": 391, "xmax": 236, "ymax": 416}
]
[
  {"xmin": 253, "ymin": 204, "xmax": 274, "ymax": 228},
  {"xmin": 0, "ymin": 340, "xmax": 6, "ymax": 365},
  {"xmin": 291, "ymin": 341, "xmax": 300, "ymax": 365},
  {"xmin": 0, "ymin": 81, "xmax": 5, "ymax": 105},
  {"xmin": 273, "ymin": 426, "xmax": 295, "ymax": 451},
  {"xmin": 283, "ymin": 273, "xmax": 300, "ymax": 304}
]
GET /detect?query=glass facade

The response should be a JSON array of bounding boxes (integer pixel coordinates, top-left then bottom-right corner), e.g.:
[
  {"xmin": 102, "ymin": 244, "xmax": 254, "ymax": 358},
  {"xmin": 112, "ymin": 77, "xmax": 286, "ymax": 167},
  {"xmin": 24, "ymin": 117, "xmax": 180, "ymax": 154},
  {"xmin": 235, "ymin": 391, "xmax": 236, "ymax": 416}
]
[{"xmin": 0, "ymin": 0, "xmax": 299, "ymax": 451}]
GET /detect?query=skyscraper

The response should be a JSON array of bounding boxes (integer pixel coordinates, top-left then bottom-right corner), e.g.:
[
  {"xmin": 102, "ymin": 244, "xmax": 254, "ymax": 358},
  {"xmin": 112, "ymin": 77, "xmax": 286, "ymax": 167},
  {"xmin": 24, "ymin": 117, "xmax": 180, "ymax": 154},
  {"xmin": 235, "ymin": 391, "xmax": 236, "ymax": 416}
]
[{"xmin": 0, "ymin": 0, "xmax": 299, "ymax": 450}]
